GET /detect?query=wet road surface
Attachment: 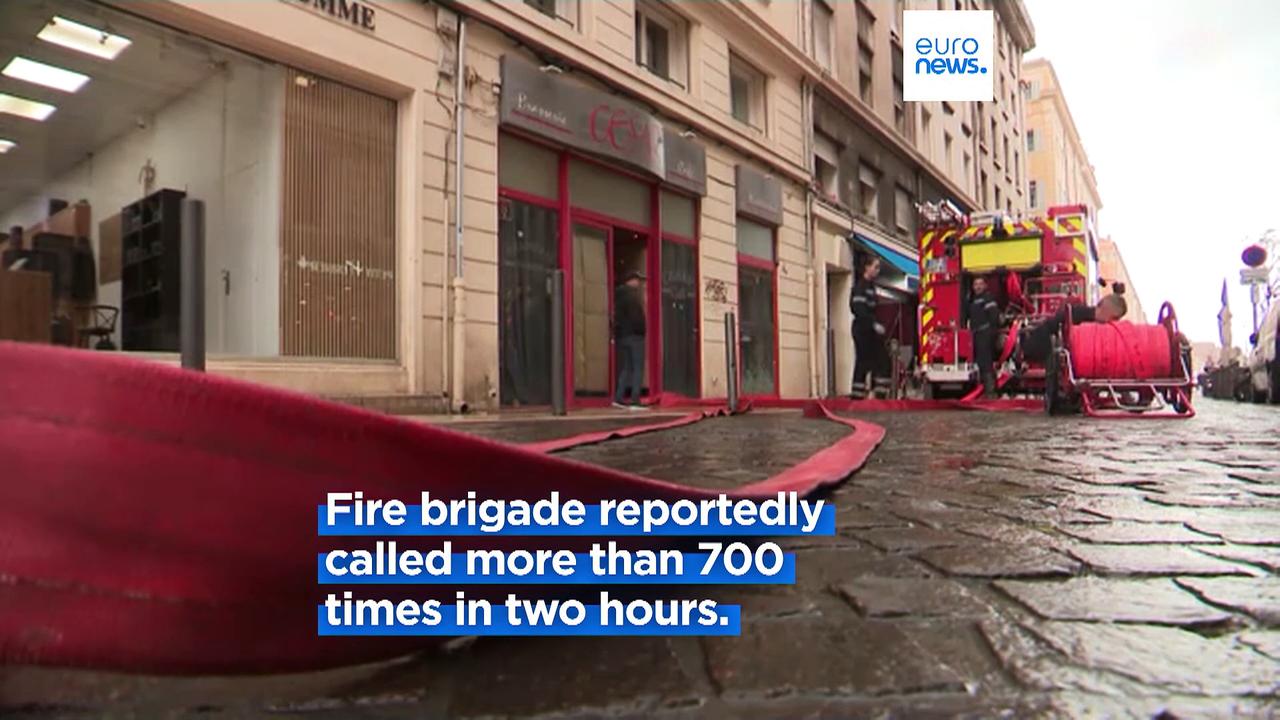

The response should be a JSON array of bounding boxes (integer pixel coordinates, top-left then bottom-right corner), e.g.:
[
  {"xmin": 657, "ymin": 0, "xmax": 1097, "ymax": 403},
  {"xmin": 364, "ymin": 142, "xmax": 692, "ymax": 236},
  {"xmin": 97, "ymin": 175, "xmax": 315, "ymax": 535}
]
[{"xmin": 2, "ymin": 399, "xmax": 1278, "ymax": 718}]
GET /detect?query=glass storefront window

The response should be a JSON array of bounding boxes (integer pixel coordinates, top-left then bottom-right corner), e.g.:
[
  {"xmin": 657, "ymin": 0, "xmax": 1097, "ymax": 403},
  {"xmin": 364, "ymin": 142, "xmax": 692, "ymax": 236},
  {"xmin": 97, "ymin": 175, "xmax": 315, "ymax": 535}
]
[
  {"xmin": 0, "ymin": 0, "xmax": 397, "ymax": 360},
  {"xmin": 660, "ymin": 190, "xmax": 695, "ymax": 238},
  {"xmin": 738, "ymin": 263, "xmax": 776, "ymax": 396},
  {"xmin": 736, "ymin": 217, "xmax": 774, "ymax": 262},
  {"xmin": 499, "ymin": 134, "xmax": 559, "ymax": 200},
  {"xmin": 568, "ymin": 158, "xmax": 649, "ymax": 227}
]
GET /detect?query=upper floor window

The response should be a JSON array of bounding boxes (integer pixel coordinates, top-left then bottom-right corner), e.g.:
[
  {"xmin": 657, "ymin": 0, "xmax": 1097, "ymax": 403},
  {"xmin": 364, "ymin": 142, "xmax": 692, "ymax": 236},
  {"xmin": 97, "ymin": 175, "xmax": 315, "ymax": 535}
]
[
  {"xmin": 858, "ymin": 163, "xmax": 880, "ymax": 220},
  {"xmin": 812, "ymin": 0, "xmax": 834, "ymax": 72},
  {"xmin": 634, "ymin": 0, "xmax": 689, "ymax": 87},
  {"xmin": 856, "ymin": 1, "xmax": 875, "ymax": 103},
  {"xmin": 730, "ymin": 53, "xmax": 767, "ymax": 131},
  {"xmin": 894, "ymin": 186, "xmax": 913, "ymax": 233},
  {"xmin": 1026, "ymin": 129, "xmax": 1037, "ymax": 151},
  {"xmin": 1029, "ymin": 180, "xmax": 1038, "ymax": 208},
  {"xmin": 524, "ymin": 0, "xmax": 578, "ymax": 26},
  {"xmin": 814, "ymin": 131, "xmax": 840, "ymax": 201}
]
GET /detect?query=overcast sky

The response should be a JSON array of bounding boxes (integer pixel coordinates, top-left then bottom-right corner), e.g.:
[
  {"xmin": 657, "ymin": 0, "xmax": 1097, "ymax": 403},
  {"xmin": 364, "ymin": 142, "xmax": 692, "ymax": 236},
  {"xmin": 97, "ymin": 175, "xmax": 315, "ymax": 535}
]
[{"xmin": 1021, "ymin": 0, "xmax": 1280, "ymax": 346}]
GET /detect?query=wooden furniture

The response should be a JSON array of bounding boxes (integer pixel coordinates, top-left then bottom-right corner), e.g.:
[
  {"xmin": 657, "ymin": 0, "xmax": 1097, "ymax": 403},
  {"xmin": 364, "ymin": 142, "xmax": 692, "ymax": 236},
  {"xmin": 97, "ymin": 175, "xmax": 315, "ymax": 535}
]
[
  {"xmin": 0, "ymin": 270, "xmax": 53, "ymax": 343},
  {"xmin": 121, "ymin": 189, "xmax": 185, "ymax": 351}
]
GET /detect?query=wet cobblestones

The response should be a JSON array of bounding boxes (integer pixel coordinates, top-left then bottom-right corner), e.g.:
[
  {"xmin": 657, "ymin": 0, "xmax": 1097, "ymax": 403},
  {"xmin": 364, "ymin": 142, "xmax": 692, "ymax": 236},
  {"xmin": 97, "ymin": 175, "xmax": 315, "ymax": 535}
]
[{"xmin": 2, "ymin": 399, "xmax": 1278, "ymax": 718}]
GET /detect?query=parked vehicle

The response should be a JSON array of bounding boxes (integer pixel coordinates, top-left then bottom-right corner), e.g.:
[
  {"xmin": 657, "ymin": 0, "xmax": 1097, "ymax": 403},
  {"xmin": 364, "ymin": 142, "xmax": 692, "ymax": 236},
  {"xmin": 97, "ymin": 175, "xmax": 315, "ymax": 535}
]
[{"xmin": 1247, "ymin": 300, "xmax": 1280, "ymax": 403}]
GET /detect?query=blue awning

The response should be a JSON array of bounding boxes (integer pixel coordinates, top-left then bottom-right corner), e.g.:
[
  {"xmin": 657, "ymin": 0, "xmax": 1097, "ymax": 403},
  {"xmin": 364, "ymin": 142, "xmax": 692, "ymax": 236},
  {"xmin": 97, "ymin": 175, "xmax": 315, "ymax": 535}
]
[{"xmin": 852, "ymin": 233, "xmax": 919, "ymax": 291}]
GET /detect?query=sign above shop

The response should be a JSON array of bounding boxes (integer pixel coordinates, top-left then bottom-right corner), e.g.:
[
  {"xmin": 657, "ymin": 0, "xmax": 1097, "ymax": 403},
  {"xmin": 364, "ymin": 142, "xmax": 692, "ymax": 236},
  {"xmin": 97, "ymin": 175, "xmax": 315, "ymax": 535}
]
[
  {"xmin": 499, "ymin": 55, "xmax": 706, "ymax": 195},
  {"xmin": 289, "ymin": 0, "xmax": 376, "ymax": 32},
  {"xmin": 663, "ymin": 129, "xmax": 706, "ymax": 196},
  {"xmin": 735, "ymin": 165, "xmax": 783, "ymax": 226}
]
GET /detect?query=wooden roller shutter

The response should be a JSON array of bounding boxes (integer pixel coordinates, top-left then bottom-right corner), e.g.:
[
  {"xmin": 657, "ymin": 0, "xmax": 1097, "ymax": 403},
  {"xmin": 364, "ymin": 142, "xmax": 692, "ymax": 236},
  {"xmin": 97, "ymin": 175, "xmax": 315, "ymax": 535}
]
[{"xmin": 281, "ymin": 68, "xmax": 397, "ymax": 359}]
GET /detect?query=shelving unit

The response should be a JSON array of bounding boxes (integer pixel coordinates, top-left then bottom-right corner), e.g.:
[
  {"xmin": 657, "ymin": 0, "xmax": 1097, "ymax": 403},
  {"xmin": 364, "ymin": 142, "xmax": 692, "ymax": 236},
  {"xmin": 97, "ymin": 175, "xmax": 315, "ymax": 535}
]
[{"xmin": 120, "ymin": 189, "xmax": 185, "ymax": 351}]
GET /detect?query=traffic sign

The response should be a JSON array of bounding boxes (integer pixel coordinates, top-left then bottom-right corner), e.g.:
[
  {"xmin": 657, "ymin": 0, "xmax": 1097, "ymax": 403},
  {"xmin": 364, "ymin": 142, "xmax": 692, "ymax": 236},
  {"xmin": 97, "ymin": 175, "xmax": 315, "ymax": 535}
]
[
  {"xmin": 1242, "ymin": 244, "xmax": 1268, "ymax": 268},
  {"xmin": 1240, "ymin": 267, "xmax": 1269, "ymax": 284}
]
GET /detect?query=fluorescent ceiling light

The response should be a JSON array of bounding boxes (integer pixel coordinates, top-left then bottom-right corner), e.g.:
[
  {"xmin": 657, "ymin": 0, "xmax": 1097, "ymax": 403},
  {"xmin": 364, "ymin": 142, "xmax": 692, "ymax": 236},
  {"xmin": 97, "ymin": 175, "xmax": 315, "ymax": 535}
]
[
  {"xmin": 3, "ymin": 57, "xmax": 90, "ymax": 93},
  {"xmin": 0, "ymin": 139, "xmax": 15, "ymax": 154},
  {"xmin": 37, "ymin": 16, "xmax": 132, "ymax": 61},
  {"xmin": 0, "ymin": 93, "xmax": 56, "ymax": 121}
]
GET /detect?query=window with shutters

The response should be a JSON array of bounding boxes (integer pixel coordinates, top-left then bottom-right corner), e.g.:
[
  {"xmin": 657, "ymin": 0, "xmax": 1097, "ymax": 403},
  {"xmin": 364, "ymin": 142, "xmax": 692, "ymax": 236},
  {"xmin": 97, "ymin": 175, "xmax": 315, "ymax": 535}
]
[
  {"xmin": 814, "ymin": 131, "xmax": 840, "ymax": 201},
  {"xmin": 811, "ymin": 0, "xmax": 834, "ymax": 71},
  {"xmin": 634, "ymin": 0, "xmax": 689, "ymax": 88},
  {"xmin": 858, "ymin": 163, "xmax": 880, "ymax": 220},
  {"xmin": 729, "ymin": 53, "xmax": 767, "ymax": 131}
]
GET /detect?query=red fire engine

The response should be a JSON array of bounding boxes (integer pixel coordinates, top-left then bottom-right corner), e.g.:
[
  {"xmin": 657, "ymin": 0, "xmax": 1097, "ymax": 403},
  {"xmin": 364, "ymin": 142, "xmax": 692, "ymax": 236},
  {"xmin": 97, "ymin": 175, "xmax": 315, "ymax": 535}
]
[{"xmin": 914, "ymin": 201, "xmax": 1101, "ymax": 399}]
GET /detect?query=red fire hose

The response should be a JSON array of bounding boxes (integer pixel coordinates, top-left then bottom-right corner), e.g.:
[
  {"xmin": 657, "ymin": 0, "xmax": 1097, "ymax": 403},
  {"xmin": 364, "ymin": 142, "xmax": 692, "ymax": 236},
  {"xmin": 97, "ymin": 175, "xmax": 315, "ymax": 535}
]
[{"xmin": 0, "ymin": 342, "xmax": 883, "ymax": 675}]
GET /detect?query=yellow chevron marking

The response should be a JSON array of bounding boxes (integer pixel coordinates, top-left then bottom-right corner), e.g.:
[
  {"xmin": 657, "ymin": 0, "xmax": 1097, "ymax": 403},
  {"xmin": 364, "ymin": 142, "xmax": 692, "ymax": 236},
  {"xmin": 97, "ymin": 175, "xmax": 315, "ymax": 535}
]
[
  {"xmin": 1066, "ymin": 218, "xmax": 1082, "ymax": 232},
  {"xmin": 1004, "ymin": 221, "xmax": 1015, "ymax": 236},
  {"xmin": 1072, "ymin": 238, "xmax": 1087, "ymax": 256},
  {"xmin": 923, "ymin": 308, "xmax": 935, "ymax": 326},
  {"xmin": 984, "ymin": 226, "xmax": 994, "ymax": 238},
  {"xmin": 1073, "ymin": 259, "xmax": 1086, "ymax": 276},
  {"xmin": 920, "ymin": 231, "xmax": 934, "ymax": 249},
  {"xmin": 923, "ymin": 288, "xmax": 935, "ymax": 303}
]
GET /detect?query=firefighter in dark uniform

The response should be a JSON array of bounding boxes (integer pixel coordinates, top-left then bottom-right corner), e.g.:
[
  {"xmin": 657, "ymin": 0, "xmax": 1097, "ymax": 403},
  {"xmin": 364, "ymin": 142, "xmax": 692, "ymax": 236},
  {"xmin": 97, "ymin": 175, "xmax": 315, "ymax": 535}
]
[
  {"xmin": 968, "ymin": 275, "xmax": 1000, "ymax": 398},
  {"xmin": 850, "ymin": 257, "xmax": 891, "ymax": 399}
]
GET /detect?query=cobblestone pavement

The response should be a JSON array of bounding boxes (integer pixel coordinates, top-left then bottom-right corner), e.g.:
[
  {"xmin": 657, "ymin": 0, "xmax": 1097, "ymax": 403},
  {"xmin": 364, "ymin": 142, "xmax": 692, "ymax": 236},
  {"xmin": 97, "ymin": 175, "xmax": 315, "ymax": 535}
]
[{"xmin": 3, "ymin": 399, "xmax": 1279, "ymax": 718}]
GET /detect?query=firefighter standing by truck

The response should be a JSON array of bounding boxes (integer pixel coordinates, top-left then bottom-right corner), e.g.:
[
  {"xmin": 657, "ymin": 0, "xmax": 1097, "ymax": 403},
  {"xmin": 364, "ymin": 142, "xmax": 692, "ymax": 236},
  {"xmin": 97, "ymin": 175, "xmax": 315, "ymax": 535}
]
[
  {"xmin": 851, "ymin": 257, "xmax": 892, "ymax": 399},
  {"xmin": 968, "ymin": 275, "xmax": 1000, "ymax": 398}
]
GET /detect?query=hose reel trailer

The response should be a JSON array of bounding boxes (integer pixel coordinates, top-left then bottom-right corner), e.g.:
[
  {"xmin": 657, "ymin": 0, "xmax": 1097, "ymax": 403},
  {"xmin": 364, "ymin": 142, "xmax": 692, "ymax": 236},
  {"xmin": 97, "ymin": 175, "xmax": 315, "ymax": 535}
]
[{"xmin": 1046, "ymin": 302, "xmax": 1195, "ymax": 418}]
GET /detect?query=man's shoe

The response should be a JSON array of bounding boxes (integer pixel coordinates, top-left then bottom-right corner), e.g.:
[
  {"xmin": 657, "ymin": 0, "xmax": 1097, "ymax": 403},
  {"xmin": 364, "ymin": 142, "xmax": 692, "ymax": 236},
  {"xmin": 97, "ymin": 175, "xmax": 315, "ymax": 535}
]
[
  {"xmin": 611, "ymin": 402, "xmax": 629, "ymax": 410},
  {"xmin": 627, "ymin": 404, "xmax": 649, "ymax": 411}
]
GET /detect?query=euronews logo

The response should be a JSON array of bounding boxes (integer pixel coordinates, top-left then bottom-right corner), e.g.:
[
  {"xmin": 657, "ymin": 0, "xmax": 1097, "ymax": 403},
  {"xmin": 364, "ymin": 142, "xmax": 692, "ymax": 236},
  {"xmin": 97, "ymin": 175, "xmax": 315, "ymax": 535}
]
[
  {"xmin": 903, "ymin": 10, "xmax": 994, "ymax": 101},
  {"xmin": 914, "ymin": 38, "xmax": 987, "ymax": 76}
]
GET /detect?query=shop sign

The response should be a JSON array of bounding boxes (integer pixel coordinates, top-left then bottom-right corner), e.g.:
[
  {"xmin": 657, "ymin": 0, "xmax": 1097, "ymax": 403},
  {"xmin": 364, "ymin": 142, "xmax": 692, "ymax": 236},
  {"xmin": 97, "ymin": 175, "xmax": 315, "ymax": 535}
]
[
  {"xmin": 663, "ymin": 128, "xmax": 706, "ymax": 196},
  {"xmin": 288, "ymin": 0, "xmax": 376, "ymax": 32},
  {"xmin": 735, "ymin": 165, "xmax": 783, "ymax": 226},
  {"xmin": 500, "ymin": 55, "xmax": 706, "ymax": 195}
]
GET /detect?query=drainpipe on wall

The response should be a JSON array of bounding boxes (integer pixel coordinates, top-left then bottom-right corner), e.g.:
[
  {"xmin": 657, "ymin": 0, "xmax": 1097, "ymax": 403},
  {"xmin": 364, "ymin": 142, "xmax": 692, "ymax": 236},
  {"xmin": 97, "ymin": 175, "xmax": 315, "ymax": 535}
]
[
  {"xmin": 801, "ymin": 78, "xmax": 820, "ymax": 398},
  {"xmin": 450, "ymin": 17, "xmax": 469, "ymax": 413}
]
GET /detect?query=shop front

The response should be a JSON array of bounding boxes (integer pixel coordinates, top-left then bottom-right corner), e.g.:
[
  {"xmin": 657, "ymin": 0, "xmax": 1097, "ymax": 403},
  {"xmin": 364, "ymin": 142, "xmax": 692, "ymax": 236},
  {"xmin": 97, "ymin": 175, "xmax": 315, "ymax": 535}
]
[
  {"xmin": 495, "ymin": 55, "xmax": 706, "ymax": 408},
  {"xmin": 852, "ymin": 227, "xmax": 921, "ymax": 385},
  {"xmin": 0, "ymin": 0, "xmax": 431, "ymax": 396}
]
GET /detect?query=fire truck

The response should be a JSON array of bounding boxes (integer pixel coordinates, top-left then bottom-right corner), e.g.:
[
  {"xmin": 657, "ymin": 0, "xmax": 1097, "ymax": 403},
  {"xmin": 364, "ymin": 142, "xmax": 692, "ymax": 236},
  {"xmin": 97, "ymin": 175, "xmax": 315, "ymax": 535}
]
[{"xmin": 915, "ymin": 201, "xmax": 1102, "ymax": 399}]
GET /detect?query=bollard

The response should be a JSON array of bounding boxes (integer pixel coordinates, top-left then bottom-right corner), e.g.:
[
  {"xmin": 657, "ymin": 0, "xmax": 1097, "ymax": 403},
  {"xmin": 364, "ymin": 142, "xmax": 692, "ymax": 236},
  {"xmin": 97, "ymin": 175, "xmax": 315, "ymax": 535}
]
[
  {"xmin": 180, "ymin": 199, "xmax": 205, "ymax": 372},
  {"xmin": 826, "ymin": 326, "xmax": 837, "ymax": 398},
  {"xmin": 724, "ymin": 312, "xmax": 739, "ymax": 413},
  {"xmin": 550, "ymin": 270, "xmax": 566, "ymax": 416}
]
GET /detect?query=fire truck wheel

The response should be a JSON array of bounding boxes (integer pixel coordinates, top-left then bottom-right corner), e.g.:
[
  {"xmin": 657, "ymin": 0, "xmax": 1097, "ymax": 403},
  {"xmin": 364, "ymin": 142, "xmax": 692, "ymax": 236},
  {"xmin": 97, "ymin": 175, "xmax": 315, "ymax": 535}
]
[{"xmin": 1044, "ymin": 346, "xmax": 1062, "ymax": 415}]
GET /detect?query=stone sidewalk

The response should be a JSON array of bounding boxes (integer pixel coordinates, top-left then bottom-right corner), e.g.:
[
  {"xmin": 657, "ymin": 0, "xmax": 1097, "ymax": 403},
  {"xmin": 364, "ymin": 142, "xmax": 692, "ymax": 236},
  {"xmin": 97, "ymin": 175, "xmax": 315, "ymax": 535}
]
[{"xmin": 2, "ymin": 400, "xmax": 1278, "ymax": 718}]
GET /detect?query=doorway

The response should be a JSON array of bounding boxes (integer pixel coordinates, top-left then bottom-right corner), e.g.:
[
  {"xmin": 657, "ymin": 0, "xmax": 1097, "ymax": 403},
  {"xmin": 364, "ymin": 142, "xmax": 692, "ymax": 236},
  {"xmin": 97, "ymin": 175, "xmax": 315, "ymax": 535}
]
[
  {"xmin": 827, "ymin": 268, "xmax": 852, "ymax": 396},
  {"xmin": 569, "ymin": 221, "xmax": 652, "ymax": 405}
]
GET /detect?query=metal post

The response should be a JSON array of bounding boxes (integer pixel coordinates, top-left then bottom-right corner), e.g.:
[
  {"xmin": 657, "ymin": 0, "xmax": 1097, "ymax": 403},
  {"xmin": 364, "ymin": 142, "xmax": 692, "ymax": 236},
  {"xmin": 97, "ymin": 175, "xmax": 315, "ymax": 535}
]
[
  {"xmin": 550, "ymin": 270, "xmax": 566, "ymax": 416},
  {"xmin": 826, "ymin": 326, "xmax": 837, "ymax": 398},
  {"xmin": 890, "ymin": 339, "xmax": 901, "ymax": 400},
  {"xmin": 180, "ymin": 199, "xmax": 205, "ymax": 371},
  {"xmin": 724, "ymin": 312, "xmax": 739, "ymax": 413}
]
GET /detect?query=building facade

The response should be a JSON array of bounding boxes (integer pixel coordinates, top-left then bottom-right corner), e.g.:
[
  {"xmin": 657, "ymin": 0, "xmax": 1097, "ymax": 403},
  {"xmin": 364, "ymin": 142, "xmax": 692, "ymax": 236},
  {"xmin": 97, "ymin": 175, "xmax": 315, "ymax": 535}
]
[
  {"xmin": 1022, "ymin": 58, "xmax": 1101, "ymax": 214},
  {"xmin": 0, "ymin": 0, "xmax": 1035, "ymax": 409},
  {"xmin": 1023, "ymin": 58, "xmax": 1145, "ymax": 321}
]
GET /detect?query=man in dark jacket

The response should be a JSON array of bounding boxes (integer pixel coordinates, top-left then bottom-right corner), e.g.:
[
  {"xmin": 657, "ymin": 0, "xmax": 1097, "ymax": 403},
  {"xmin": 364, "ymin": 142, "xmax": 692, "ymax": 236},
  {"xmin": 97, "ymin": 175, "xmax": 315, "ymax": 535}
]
[
  {"xmin": 850, "ymin": 258, "xmax": 891, "ymax": 399},
  {"xmin": 613, "ymin": 271, "xmax": 647, "ymax": 410},
  {"xmin": 1020, "ymin": 293, "xmax": 1127, "ymax": 363},
  {"xmin": 968, "ymin": 275, "xmax": 1000, "ymax": 397}
]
